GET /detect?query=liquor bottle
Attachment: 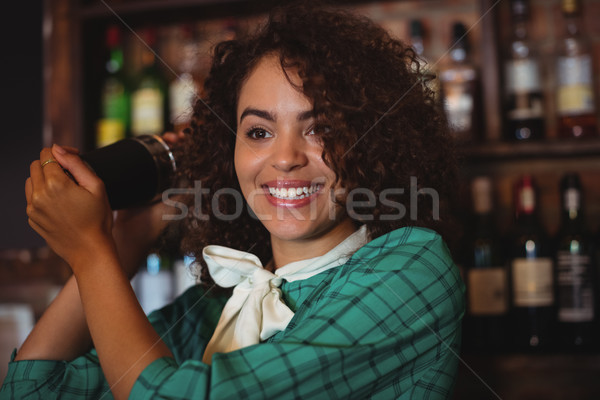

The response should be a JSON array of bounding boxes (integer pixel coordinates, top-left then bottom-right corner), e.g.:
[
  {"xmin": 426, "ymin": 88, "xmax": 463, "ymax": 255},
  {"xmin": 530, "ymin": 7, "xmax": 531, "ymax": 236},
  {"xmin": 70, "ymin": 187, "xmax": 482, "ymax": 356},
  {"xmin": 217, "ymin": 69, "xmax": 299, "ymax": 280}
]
[
  {"xmin": 555, "ymin": 173, "xmax": 596, "ymax": 349},
  {"xmin": 463, "ymin": 177, "xmax": 508, "ymax": 352},
  {"xmin": 131, "ymin": 28, "xmax": 168, "ymax": 137},
  {"xmin": 509, "ymin": 175, "xmax": 555, "ymax": 350},
  {"xmin": 439, "ymin": 22, "xmax": 480, "ymax": 142},
  {"xmin": 132, "ymin": 252, "xmax": 175, "ymax": 314},
  {"xmin": 169, "ymin": 24, "xmax": 199, "ymax": 133},
  {"xmin": 96, "ymin": 26, "xmax": 130, "ymax": 148},
  {"xmin": 409, "ymin": 20, "xmax": 439, "ymax": 100},
  {"xmin": 503, "ymin": 0, "xmax": 545, "ymax": 141},
  {"xmin": 555, "ymin": 0, "xmax": 598, "ymax": 138}
]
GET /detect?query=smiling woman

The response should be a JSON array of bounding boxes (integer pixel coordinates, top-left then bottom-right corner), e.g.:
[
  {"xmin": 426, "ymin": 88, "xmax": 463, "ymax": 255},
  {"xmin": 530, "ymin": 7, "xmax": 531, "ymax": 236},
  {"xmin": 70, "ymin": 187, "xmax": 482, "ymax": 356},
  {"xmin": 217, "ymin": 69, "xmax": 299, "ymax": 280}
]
[
  {"xmin": 1, "ymin": 2, "xmax": 464, "ymax": 400},
  {"xmin": 234, "ymin": 54, "xmax": 356, "ymax": 262}
]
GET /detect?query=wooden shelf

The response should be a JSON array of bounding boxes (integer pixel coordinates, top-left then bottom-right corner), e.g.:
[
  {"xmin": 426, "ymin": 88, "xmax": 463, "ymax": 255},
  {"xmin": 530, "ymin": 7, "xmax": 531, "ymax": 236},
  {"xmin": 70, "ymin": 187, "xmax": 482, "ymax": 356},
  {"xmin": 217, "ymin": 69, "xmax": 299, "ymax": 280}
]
[
  {"xmin": 462, "ymin": 139, "xmax": 600, "ymax": 163},
  {"xmin": 78, "ymin": 0, "xmax": 248, "ymax": 19},
  {"xmin": 77, "ymin": 0, "xmax": 386, "ymax": 20}
]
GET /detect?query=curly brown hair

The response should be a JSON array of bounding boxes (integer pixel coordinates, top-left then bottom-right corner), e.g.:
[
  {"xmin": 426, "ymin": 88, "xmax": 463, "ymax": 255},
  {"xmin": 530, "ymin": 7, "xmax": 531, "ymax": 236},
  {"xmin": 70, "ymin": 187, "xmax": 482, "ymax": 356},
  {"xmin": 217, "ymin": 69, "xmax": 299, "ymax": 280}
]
[{"xmin": 178, "ymin": 2, "xmax": 458, "ymax": 284}]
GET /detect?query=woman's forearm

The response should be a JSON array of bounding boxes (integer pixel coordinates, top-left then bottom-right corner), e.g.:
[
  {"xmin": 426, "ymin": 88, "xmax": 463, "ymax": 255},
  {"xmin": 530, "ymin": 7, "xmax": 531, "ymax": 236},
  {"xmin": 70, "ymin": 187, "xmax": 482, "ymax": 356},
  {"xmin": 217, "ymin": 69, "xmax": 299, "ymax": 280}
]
[
  {"xmin": 72, "ymin": 239, "xmax": 173, "ymax": 400},
  {"xmin": 15, "ymin": 275, "xmax": 93, "ymax": 361},
  {"xmin": 14, "ymin": 221, "xmax": 155, "ymax": 363}
]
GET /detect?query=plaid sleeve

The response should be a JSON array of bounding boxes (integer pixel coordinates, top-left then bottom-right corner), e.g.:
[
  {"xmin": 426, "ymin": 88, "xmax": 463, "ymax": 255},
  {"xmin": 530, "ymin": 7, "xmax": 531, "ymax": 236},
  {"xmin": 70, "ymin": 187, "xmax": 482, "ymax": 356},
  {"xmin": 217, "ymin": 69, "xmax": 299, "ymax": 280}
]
[
  {"xmin": 0, "ymin": 285, "xmax": 223, "ymax": 400},
  {"xmin": 130, "ymin": 227, "xmax": 465, "ymax": 400},
  {"xmin": 0, "ymin": 349, "xmax": 111, "ymax": 399}
]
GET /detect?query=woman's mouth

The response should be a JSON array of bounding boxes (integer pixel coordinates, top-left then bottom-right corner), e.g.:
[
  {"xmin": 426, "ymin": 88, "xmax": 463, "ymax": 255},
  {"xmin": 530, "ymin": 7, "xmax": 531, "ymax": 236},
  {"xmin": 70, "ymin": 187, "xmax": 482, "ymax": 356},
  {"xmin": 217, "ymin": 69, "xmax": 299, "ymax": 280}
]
[
  {"xmin": 262, "ymin": 180, "xmax": 324, "ymax": 208},
  {"xmin": 268, "ymin": 184, "xmax": 323, "ymax": 200}
]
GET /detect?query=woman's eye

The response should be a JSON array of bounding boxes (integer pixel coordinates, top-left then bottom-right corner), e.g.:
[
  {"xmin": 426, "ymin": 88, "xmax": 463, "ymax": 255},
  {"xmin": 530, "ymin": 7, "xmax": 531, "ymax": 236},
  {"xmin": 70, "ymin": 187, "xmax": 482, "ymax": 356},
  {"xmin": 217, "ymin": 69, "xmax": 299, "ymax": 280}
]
[
  {"xmin": 307, "ymin": 125, "xmax": 331, "ymax": 136},
  {"xmin": 247, "ymin": 127, "xmax": 273, "ymax": 139}
]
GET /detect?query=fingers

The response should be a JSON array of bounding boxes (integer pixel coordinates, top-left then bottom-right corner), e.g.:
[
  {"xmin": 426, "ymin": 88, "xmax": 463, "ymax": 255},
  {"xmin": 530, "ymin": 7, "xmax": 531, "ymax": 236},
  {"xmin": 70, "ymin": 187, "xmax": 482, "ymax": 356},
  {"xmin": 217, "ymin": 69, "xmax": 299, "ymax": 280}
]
[
  {"xmin": 162, "ymin": 132, "xmax": 179, "ymax": 146},
  {"xmin": 25, "ymin": 177, "xmax": 32, "ymax": 204},
  {"xmin": 27, "ymin": 216, "xmax": 47, "ymax": 238},
  {"xmin": 162, "ymin": 130, "xmax": 187, "ymax": 146},
  {"xmin": 29, "ymin": 159, "xmax": 44, "ymax": 194},
  {"xmin": 51, "ymin": 144, "xmax": 105, "ymax": 196},
  {"xmin": 38, "ymin": 147, "xmax": 75, "ymax": 195},
  {"xmin": 60, "ymin": 145, "xmax": 80, "ymax": 154}
]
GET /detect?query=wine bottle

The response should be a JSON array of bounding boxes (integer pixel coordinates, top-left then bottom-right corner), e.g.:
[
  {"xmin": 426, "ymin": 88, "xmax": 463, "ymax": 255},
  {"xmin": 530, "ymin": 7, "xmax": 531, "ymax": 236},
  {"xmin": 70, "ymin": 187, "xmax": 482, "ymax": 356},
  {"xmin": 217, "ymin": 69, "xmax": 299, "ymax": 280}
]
[
  {"xmin": 503, "ymin": 0, "xmax": 545, "ymax": 141},
  {"xmin": 555, "ymin": 173, "xmax": 596, "ymax": 349},
  {"xmin": 509, "ymin": 175, "xmax": 555, "ymax": 350},
  {"xmin": 169, "ymin": 24, "xmax": 200, "ymax": 133},
  {"xmin": 96, "ymin": 25, "xmax": 130, "ymax": 148},
  {"xmin": 555, "ymin": 0, "xmax": 598, "ymax": 139},
  {"xmin": 131, "ymin": 28, "xmax": 168, "ymax": 137},
  {"xmin": 463, "ymin": 177, "xmax": 508, "ymax": 352},
  {"xmin": 439, "ymin": 22, "xmax": 480, "ymax": 142}
]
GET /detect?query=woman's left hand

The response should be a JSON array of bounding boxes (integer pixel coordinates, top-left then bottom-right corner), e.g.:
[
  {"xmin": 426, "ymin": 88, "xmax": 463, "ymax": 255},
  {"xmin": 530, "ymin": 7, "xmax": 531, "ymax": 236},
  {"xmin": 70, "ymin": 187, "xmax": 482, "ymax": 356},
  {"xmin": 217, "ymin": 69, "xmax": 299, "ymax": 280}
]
[{"xmin": 25, "ymin": 145, "xmax": 115, "ymax": 269}]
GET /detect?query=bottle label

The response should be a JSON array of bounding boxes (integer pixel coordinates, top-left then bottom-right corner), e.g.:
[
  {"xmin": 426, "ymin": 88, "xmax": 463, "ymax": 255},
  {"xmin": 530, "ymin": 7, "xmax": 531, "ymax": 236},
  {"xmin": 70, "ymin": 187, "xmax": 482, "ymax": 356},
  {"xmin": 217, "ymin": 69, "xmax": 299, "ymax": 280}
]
[
  {"xmin": 505, "ymin": 59, "xmax": 542, "ymax": 93},
  {"xmin": 169, "ymin": 75, "xmax": 196, "ymax": 125},
  {"xmin": 96, "ymin": 119, "xmax": 125, "ymax": 148},
  {"xmin": 468, "ymin": 267, "xmax": 508, "ymax": 315},
  {"xmin": 557, "ymin": 250, "xmax": 594, "ymax": 322},
  {"xmin": 132, "ymin": 88, "xmax": 164, "ymax": 136},
  {"xmin": 102, "ymin": 79, "xmax": 128, "ymax": 121},
  {"xmin": 511, "ymin": 258, "xmax": 554, "ymax": 307},
  {"xmin": 519, "ymin": 187, "xmax": 535, "ymax": 213},
  {"xmin": 557, "ymin": 55, "xmax": 595, "ymax": 115},
  {"xmin": 442, "ymin": 83, "xmax": 474, "ymax": 134},
  {"xmin": 564, "ymin": 188, "xmax": 580, "ymax": 211}
]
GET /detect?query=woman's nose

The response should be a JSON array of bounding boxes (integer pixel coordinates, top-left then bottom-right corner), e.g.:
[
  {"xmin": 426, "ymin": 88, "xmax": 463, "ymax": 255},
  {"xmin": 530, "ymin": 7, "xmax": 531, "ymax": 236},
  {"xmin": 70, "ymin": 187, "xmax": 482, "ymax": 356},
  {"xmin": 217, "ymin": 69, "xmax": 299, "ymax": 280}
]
[{"xmin": 270, "ymin": 132, "xmax": 309, "ymax": 173}]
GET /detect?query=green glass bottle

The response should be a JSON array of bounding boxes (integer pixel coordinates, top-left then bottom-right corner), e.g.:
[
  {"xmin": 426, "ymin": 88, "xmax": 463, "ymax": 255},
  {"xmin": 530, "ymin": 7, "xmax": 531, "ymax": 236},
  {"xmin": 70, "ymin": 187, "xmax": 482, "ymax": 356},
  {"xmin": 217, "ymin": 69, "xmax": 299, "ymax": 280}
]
[
  {"xmin": 131, "ymin": 28, "xmax": 168, "ymax": 137},
  {"xmin": 96, "ymin": 25, "xmax": 130, "ymax": 148}
]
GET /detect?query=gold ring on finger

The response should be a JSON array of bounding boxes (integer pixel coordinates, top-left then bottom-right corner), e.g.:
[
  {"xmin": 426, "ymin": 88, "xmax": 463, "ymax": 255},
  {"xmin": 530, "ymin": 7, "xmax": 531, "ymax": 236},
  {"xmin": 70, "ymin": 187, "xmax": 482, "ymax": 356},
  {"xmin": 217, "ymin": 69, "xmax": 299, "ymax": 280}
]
[{"xmin": 41, "ymin": 159, "xmax": 58, "ymax": 168}]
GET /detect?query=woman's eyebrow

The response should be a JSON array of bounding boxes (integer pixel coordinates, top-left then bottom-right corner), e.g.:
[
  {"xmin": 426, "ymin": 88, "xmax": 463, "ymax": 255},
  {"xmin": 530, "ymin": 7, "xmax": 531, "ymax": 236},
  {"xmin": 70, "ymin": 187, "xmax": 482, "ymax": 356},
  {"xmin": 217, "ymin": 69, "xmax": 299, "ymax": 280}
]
[
  {"xmin": 239, "ymin": 108, "xmax": 275, "ymax": 123},
  {"xmin": 297, "ymin": 110, "xmax": 315, "ymax": 121},
  {"xmin": 239, "ymin": 108, "xmax": 315, "ymax": 123}
]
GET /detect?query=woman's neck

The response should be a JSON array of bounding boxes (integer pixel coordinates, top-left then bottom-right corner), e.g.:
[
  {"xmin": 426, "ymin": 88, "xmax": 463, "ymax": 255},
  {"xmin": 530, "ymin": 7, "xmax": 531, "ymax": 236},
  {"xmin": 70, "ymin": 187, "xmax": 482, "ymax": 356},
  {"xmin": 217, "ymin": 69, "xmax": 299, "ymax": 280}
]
[{"xmin": 269, "ymin": 218, "xmax": 358, "ymax": 269}]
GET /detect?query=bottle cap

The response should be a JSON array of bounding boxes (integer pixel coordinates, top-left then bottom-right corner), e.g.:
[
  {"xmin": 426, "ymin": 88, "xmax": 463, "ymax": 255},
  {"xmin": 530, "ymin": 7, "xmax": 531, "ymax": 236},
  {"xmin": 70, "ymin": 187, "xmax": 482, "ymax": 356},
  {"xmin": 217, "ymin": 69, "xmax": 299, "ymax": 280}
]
[{"xmin": 106, "ymin": 25, "xmax": 121, "ymax": 48}]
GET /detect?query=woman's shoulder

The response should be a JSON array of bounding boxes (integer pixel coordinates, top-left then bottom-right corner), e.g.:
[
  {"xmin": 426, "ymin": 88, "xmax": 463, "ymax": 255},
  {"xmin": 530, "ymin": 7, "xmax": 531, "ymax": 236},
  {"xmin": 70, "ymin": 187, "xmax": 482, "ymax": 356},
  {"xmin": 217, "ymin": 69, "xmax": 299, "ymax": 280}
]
[
  {"xmin": 345, "ymin": 225, "xmax": 456, "ymax": 274},
  {"xmin": 327, "ymin": 226, "xmax": 464, "ymax": 307},
  {"xmin": 321, "ymin": 225, "xmax": 464, "ymax": 322}
]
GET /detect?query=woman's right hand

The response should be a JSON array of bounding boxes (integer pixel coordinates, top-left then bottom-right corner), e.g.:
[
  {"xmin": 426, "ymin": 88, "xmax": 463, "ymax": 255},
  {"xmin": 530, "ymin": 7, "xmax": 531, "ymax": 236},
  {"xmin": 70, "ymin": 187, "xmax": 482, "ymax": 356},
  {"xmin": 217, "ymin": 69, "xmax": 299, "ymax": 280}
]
[{"xmin": 26, "ymin": 145, "xmax": 115, "ymax": 270}]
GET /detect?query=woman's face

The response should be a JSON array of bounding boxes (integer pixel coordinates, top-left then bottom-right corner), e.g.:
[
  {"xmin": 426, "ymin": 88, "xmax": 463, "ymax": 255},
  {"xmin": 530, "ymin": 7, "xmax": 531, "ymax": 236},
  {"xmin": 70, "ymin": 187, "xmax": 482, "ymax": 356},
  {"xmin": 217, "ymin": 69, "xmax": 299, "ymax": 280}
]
[{"xmin": 234, "ymin": 55, "xmax": 347, "ymax": 243}]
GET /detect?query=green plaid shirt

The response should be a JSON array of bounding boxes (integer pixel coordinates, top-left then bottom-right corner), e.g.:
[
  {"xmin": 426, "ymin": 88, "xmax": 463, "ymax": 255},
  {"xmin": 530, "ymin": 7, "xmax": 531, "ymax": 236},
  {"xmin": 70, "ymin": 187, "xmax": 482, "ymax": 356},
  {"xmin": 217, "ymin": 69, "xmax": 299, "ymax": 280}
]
[{"xmin": 1, "ymin": 227, "xmax": 464, "ymax": 399}]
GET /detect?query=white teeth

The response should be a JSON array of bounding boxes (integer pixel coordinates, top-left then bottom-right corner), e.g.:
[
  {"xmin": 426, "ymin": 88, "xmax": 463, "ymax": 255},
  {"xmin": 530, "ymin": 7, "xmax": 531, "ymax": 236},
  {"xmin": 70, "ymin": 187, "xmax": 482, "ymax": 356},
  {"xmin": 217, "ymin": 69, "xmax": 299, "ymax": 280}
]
[{"xmin": 268, "ymin": 185, "xmax": 321, "ymax": 200}]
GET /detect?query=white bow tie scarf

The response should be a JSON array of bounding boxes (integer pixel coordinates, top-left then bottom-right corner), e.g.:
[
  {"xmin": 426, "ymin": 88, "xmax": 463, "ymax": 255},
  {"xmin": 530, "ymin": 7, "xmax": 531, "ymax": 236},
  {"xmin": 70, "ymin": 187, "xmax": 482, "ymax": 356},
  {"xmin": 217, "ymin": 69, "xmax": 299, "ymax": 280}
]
[{"xmin": 201, "ymin": 225, "xmax": 368, "ymax": 364}]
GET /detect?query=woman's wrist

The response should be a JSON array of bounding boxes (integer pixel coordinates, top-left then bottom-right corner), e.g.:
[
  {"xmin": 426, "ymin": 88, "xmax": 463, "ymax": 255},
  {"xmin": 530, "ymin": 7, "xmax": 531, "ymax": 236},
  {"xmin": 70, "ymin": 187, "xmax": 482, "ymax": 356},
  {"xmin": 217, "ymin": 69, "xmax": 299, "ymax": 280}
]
[{"xmin": 67, "ymin": 233, "xmax": 120, "ymax": 277}]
